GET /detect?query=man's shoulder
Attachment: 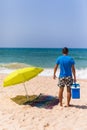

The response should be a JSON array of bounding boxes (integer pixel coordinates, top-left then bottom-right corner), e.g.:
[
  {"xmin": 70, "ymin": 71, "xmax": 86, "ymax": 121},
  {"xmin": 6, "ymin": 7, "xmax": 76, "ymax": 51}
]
[
  {"xmin": 57, "ymin": 56, "xmax": 63, "ymax": 60},
  {"xmin": 58, "ymin": 55, "xmax": 64, "ymax": 59},
  {"xmin": 66, "ymin": 55, "xmax": 73, "ymax": 59},
  {"xmin": 57, "ymin": 55, "xmax": 74, "ymax": 60},
  {"xmin": 67, "ymin": 56, "xmax": 75, "ymax": 64},
  {"xmin": 69, "ymin": 56, "xmax": 74, "ymax": 60}
]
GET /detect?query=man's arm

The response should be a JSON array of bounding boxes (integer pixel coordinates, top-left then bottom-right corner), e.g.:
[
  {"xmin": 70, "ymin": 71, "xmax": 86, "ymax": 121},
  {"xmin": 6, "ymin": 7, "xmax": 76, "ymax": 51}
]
[
  {"xmin": 53, "ymin": 64, "xmax": 58, "ymax": 79},
  {"xmin": 72, "ymin": 65, "xmax": 76, "ymax": 83}
]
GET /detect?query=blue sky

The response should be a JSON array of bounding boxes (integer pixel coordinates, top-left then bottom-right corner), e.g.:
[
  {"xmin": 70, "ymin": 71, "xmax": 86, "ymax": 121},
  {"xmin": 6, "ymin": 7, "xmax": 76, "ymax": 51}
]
[{"xmin": 0, "ymin": 0, "xmax": 87, "ymax": 48}]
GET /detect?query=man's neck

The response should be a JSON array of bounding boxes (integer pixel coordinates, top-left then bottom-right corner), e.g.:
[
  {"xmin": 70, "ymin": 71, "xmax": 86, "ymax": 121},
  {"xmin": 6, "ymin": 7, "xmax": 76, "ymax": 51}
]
[{"xmin": 63, "ymin": 54, "xmax": 68, "ymax": 56}]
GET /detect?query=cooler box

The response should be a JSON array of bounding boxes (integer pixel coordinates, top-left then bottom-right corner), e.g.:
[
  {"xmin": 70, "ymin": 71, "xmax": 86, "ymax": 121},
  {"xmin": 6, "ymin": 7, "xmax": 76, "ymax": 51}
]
[{"xmin": 71, "ymin": 83, "xmax": 80, "ymax": 99}]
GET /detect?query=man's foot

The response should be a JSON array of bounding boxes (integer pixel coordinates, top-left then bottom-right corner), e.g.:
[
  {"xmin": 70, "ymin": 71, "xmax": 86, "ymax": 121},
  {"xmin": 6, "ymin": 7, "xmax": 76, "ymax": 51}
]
[
  {"xmin": 59, "ymin": 103, "xmax": 63, "ymax": 107},
  {"xmin": 64, "ymin": 104, "xmax": 72, "ymax": 107}
]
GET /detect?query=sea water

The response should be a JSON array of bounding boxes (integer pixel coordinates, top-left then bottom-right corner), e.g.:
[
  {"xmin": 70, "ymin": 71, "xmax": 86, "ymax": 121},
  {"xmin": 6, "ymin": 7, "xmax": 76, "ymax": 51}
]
[{"xmin": 0, "ymin": 48, "xmax": 87, "ymax": 79}]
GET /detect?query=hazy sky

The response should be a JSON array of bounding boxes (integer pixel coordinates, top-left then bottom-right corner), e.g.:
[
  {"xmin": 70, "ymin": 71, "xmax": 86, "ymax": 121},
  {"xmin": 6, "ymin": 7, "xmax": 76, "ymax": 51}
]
[{"xmin": 0, "ymin": 0, "xmax": 87, "ymax": 48}]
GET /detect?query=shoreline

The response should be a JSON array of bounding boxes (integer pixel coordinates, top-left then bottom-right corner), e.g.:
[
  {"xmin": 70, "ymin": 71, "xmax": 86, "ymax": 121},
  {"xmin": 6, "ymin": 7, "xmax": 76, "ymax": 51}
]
[{"xmin": 1, "ymin": 66, "xmax": 87, "ymax": 79}]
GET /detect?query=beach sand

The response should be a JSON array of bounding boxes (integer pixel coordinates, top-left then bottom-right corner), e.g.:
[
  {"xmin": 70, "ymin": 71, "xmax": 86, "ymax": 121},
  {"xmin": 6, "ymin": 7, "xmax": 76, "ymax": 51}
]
[{"xmin": 0, "ymin": 74, "xmax": 87, "ymax": 130}]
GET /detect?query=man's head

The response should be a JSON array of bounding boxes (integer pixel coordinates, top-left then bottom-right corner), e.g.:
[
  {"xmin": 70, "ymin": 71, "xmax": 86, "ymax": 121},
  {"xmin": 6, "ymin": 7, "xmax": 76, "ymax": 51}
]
[{"xmin": 62, "ymin": 47, "xmax": 69, "ymax": 55}]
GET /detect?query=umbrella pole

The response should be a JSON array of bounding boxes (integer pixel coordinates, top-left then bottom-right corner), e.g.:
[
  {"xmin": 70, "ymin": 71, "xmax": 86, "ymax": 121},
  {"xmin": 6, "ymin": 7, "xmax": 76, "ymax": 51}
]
[{"xmin": 23, "ymin": 83, "xmax": 29, "ymax": 100}]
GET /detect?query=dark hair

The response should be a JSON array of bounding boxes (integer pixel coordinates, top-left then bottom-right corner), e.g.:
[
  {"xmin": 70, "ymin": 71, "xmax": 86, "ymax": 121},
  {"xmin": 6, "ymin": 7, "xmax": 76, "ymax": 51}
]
[{"xmin": 62, "ymin": 47, "xmax": 69, "ymax": 54}]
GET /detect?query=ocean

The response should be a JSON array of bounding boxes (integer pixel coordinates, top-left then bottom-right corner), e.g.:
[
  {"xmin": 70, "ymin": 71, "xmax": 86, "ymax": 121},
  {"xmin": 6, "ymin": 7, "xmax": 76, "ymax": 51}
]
[{"xmin": 0, "ymin": 48, "xmax": 87, "ymax": 79}]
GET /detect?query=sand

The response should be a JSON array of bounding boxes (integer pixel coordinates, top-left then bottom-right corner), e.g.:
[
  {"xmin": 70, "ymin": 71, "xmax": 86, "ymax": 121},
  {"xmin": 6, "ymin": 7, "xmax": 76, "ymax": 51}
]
[{"xmin": 0, "ymin": 74, "xmax": 87, "ymax": 130}]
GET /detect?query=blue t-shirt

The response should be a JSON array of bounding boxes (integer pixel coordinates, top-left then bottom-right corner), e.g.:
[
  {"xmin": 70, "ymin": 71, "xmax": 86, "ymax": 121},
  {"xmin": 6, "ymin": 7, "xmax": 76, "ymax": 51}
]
[{"xmin": 56, "ymin": 55, "xmax": 75, "ymax": 78}]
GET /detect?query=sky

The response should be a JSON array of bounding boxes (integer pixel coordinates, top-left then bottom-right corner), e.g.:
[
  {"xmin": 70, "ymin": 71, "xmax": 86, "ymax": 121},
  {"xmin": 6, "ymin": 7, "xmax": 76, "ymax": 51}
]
[{"xmin": 0, "ymin": 0, "xmax": 87, "ymax": 48}]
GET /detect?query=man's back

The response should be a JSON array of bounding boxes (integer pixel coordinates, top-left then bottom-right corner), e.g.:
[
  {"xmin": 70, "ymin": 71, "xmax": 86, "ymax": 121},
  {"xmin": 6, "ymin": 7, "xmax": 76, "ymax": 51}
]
[{"xmin": 56, "ymin": 55, "xmax": 75, "ymax": 77}]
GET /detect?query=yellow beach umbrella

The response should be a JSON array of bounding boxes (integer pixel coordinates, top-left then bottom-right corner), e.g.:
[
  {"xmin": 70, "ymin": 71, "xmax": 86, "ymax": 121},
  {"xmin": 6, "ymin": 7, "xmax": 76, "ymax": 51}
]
[{"xmin": 3, "ymin": 67, "xmax": 43, "ymax": 98}]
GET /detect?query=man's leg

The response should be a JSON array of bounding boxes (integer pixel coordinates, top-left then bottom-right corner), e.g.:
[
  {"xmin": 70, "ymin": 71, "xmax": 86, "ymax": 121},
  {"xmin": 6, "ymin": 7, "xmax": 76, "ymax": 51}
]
[
  {"xmin": 66, "ymin": 87, "xmax": 71, "ymax": 106},
  {"xmin": 58, "ymin": 87, "xmax": 64, "ymax": 106}
]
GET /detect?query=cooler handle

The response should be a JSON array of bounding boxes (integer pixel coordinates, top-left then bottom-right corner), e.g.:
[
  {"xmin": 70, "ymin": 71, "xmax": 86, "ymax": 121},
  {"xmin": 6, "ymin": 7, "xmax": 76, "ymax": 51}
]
[{"xmin": 72, "ymin": 83, "xmax": 80, "ymax": 88}]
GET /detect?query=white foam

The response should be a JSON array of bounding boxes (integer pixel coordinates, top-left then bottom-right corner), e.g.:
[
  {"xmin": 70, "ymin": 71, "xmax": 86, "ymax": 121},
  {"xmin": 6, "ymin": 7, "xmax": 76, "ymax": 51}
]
[
  {"xmin": 76, "ymin": 68, "xmax": 87, "ymax": 79},
  {"xmin": 39, "ymin": 68, "xmax": 55, "ymax": 77},
  {"xmin": 0, "ymin": 67, "xmax": 87, "ymax": 79},
  {"xmin": 39, "ymin": 68, "xmax": 87, "ymax": 79},
  {"xmin": 0, "ymin": 67, "xmax": 15, "ymax": 74}
]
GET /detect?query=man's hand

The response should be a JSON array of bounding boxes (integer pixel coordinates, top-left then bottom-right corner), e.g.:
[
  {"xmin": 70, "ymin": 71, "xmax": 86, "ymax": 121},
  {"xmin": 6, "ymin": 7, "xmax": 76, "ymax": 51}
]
[
  {"xmin": 53, "ymin": 74, "xmax": 57, "ymax": 79},
  {"xmin": 53, "ymin": 64, "xmax": 58, "ymax": 79},
  {"xmin": 73, "ymin": 77, "xmax": 76, "ymax": 83}
]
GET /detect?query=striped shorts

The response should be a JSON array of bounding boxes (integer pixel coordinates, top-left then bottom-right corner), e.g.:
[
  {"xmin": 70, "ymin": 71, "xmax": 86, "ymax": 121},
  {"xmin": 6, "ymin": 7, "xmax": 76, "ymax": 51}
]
[{"xmin": 58, "ymin": 76, "xmax": 73, "ymax": 87}]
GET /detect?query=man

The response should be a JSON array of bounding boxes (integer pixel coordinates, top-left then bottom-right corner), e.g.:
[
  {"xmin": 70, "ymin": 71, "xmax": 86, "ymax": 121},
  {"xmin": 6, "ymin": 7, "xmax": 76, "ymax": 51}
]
[{"xmin": 53, "ymin": 47, "xmax": 76, "ymax": 107}]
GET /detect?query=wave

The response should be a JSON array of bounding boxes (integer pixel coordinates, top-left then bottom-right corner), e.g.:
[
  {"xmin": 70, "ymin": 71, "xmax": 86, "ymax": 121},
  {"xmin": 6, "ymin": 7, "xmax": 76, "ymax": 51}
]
[
  {"xmin": 0, "ymin": 62, "xmax": 32, "ymax": 74},
  {"xmin": 0, "ymin": 63, "xmax": 87, "ymax": 79},
  {"xmin": 0, "ymin": 62, "xmax": 31, "ymax": 69},
  {"xmin": 39, "ymin": 68, "xmax": 87, "ymax": 79},
  {"xmin": 76, "ymin": 68, "xmax": 87, "ymax": 79},
  {"xmin": 38, "ymin": 68, "xmax": 87, "ymax": 79}
]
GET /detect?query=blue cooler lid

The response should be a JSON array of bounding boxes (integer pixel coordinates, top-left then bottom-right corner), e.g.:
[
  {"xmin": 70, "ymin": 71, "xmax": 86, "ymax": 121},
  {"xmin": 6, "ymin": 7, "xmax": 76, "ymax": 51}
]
[{"xmin": 71, "ymin": 83, "xmax": 80, "ymax": 89}]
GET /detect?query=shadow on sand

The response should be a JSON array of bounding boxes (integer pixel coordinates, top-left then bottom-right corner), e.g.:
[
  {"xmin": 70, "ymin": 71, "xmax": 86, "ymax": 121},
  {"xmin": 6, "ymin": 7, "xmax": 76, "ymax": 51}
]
[
  {"xmin": 69, "ymin": 104, "xmax": 87, "ymax": 109},
  {"xmin": 11, "ymin": 93, "xmax": 59, "ymax": 109}
]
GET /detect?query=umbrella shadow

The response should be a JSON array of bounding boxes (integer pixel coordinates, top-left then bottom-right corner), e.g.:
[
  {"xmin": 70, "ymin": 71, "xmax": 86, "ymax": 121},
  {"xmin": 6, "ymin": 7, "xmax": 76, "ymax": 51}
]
[{"xmin": 11, "ymin": 94, "xmax": 59, "ymax": 109}]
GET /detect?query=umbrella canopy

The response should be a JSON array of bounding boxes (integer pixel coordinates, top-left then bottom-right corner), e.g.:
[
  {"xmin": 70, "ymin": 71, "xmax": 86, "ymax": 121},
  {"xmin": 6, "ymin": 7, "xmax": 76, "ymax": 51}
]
[{"xmin": 3, "ymin": 67, "xmax": 43, "ymax": 87}]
